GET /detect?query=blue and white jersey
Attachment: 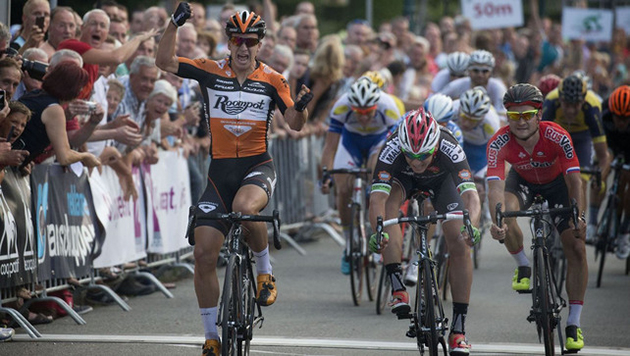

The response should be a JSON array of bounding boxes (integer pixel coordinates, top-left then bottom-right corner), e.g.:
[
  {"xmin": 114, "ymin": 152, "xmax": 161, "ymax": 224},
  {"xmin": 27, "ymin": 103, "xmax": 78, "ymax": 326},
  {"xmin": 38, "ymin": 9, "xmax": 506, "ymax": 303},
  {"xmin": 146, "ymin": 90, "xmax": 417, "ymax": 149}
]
[
  {"xmin": 445, "ymin": 120, "xmax": 464, "ymax": 147},
  {"xmin": 328, "ymin": 92, "xmax": 402, "ymax": 136},
  {"xmin": 430, "ymin": 68, "xmax": 452, "ymax": 93},
  {"xmin": 439, "ymin": 77, "xmax": 507, "ymax": 118},
  {"xmin": 452, "ymin": 99, "xmax": 501, "ymax": 173}
]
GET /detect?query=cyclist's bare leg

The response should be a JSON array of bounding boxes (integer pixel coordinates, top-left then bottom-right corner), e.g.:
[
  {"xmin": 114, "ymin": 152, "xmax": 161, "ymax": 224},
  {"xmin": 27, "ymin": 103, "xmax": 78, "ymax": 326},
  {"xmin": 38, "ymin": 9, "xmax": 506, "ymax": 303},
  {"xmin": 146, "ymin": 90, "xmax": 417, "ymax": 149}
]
[
  {"xmin": 334, "ymin": 173, "xmax": 353, "ymax": 228},
  {"xmin": 193, "ymin": 226, "xmax": 225, "ymax": 308},
  {"xmin": 560, "ymin": 227, "xmax": 588, "ymax": 301},
  {"xmin": 232, "ymin": 184, "xmax": 269, "ymax": 254},
  {"xmin": 502, "ymin": 193, "xmax": 525, "ymax": 253},
  {"xmin": 382, "ymin": 184, "xmax": 406, "ymax": 265},
  {"xmin": 442, "ymin": 219, "xmax": 472, "ymax": 304}
]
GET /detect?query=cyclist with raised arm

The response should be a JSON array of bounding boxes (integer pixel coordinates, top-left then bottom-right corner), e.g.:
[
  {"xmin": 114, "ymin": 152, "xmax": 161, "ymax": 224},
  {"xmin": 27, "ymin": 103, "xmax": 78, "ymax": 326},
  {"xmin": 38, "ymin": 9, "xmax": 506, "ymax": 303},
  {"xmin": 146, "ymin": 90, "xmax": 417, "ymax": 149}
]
[
  {"xmin": 156, "ymin": 4, "xmax": 312, "ymax": 355},
  {"xmin": 601, "ymin": 85, "xmax": 630, "ymax": 258},
  {"xmin": 487, "ymin": 84, "xmax": 588, "ymax": 352},
  {"xmin": 431, "ymin": 51, "xmax": 470, "ymax": 93},
  {"xmin": 368, "ymin": 108, "xmax": 481, "ymax": 356},
  {"xmin": 542, "ymin": 74, "xmax": 611, "ymax": 243},
  {"xmin": 320, "ymin": 76, "xmax": 402, "ymax": 274}
]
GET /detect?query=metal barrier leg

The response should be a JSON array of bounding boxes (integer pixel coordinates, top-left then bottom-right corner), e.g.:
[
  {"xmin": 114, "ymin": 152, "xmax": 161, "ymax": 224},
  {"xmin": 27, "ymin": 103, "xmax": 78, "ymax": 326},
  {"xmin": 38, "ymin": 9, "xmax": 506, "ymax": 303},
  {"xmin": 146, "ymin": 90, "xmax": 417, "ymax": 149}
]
[
  {"xmin": 86, "ymin": 285, "xmax": 131, "ymax": 311},
  {"xmin": 171, "ymin": 262, "xmax": 194, "ymax": 274},
  {"xmin": 131, "ymin": 271, "xmax": 174, "ymax": 298},
  {"xmin": 22, "ymin": 296, "xmax": 86, "ymax": 325},
  {"xmin": 279, "ymin": 232, "xmax": 307, "ymax": 255},
  {"xmin": 310, "ymin": 223, "xmax": 345, "ymax": 246},
  {"xmin": 0, "ymin": 307, "xmax": 41, "ymax": 338}
]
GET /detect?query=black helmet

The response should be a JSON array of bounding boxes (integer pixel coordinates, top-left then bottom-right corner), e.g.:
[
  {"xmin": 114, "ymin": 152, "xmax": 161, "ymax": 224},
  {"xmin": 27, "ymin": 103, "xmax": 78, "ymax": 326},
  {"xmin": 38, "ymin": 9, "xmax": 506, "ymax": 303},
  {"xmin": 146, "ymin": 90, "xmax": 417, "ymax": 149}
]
[
  {"xmin": 225, "ymin": 10, "xmax": 266, "ymax": 39},
  {"xmin": 503, "ymin": 83, "xmax": 544, "ymax": 109},
  {"xmin": 558, "ymin": 75, "xmax": 587, "ymax": 103}
]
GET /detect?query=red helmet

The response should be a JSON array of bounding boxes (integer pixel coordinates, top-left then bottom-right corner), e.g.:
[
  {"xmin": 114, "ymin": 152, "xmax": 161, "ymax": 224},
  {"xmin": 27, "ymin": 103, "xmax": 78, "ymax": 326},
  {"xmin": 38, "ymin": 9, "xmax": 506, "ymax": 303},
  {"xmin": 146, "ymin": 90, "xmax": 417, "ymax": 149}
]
[
  {"xmin": 608, "ymin": 85, "xmax": 630, "ymax": 118},
  {"xmin": 398, "ymin": 108, "xmax": 440, "ymax": 156},
  {"xmin": 538, "ymin": 74, "xmax": 561, "ymax": 98}
]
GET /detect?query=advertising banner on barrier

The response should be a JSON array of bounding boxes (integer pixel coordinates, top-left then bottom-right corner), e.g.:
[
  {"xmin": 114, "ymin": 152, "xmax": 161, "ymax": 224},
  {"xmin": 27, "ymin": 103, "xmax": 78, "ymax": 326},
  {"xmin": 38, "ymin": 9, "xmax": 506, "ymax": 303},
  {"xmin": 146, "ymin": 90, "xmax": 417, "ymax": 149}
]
[
  {"xmin": 460, "ymin": 0, "xmax": 523, "ymax": 30},
  {"xmin": 143, "ymin": 151, "xmax": 191, "ymax": 254},
  {"xmin": 90, "ymin": 166, "xmax": 146, "ymax": 268},
  {"xmin": 0, "ymin": 169, "xmax": 36, "ymax": 288},
  {"xmin": 562, "ymin": 7, "xmax": 614, "ymax": 42},
  {"xmin": 32, "ymin": 164, "xmax": 102, "ymax": 280}
]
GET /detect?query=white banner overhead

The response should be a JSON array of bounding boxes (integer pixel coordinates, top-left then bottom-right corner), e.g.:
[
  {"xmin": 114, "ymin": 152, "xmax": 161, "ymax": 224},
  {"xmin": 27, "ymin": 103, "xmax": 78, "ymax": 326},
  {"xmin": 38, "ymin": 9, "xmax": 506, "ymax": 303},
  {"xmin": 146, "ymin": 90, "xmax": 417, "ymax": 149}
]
[
  {"xmin": 562, "ymin": 7, "xmax": 614, "ymax": 42},
  {"xmin": 615, "ymin": 7, "xmax": 630, "ymax": 38},
  {"xmin": 460, "ymin": 0, "xmax": 524, "ymax": 30}
]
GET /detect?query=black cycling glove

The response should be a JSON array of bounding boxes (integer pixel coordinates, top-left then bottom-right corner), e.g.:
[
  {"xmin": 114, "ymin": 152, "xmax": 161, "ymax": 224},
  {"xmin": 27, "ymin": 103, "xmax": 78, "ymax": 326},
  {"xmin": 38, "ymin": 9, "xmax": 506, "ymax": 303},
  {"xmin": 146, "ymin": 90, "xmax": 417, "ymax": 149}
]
[
  {"xmin": 294, "ymin": 92, "xmax": 314, "ymax": 112},
  {"xmin": 171, "ymin": 2, "xmax": 192, "ymax": 27}
]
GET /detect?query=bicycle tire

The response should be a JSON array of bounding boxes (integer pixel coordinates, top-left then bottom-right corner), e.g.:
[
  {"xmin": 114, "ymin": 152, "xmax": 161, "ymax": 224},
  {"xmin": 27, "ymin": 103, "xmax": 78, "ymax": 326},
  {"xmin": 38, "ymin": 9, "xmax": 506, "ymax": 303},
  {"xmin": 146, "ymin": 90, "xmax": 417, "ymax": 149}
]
[
  {"xmin": 420, "ymin": 258, "xmax": 439, "ymax": 356},
  {"xmin": 596, "ymin": 201, "xmax": 616, "ymax": 288},
  {"xmin": 239, "ymin": 256, "xmax": 257, "ymax": 355},
  {"xmin": 349, "ymin": 203, "xmax": 364, "ymax": 306},
  {"xmin": 221, "ymin": 255, "xmax": 240, "ymax": 356},
  {"xmin": 534, "ymin": 247, "xmax": 555, "ymax": 356},
  {"xmin": 434, "ymin": 235, "xmax": 449, "ymax": 301},
  {"xmin": 365, "ymin": 253, "xmax": 378, "ymax": 302},
  {"xmin": 375, "ymin": 265, "xmax": 390, "ymax": 315}
]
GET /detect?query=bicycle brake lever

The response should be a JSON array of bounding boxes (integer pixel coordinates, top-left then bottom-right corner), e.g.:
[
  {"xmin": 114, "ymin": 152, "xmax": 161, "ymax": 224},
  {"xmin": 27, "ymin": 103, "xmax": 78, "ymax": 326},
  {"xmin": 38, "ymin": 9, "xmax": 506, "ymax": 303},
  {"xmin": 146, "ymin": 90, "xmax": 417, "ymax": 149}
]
[
  {"xmin": 496, "ymin": 203, "xmax": 505, "ymax": 244},
  {"xmin": 186, "ymin": 206, "xmax": 196, "ymax": 246},
  {"xmin": 273, "ymin": 210, "xmax": 282, "ymax": 250}
]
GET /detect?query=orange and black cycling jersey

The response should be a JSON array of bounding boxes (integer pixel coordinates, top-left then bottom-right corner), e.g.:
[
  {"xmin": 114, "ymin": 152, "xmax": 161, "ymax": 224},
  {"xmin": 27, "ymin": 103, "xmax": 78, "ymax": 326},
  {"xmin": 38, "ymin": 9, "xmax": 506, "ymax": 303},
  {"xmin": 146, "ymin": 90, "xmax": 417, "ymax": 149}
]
[{"xmin": 177, "ymin": 57, "xmax": 294, "ymax": 159}]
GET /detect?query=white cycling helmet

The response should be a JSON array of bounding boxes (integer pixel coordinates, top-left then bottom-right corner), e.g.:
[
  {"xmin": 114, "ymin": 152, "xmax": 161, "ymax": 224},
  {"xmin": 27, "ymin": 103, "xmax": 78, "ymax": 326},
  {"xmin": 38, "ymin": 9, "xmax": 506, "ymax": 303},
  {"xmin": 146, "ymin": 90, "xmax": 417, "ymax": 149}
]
[
  {"xmin": 398, "ymin": 108, "xmax": 441, "ymax": 155},
  {"xmin": 459, "ymin": 86, "xmax": 491, "ymax": 118},
  {"xmin": 424, "ymin": 94, "xmax": 454, "ymax": 123},
  {"xmin": 446, "ymin": 52, "xmax": 470, "ymax": 77},
  {"xmin": 348, "ymin": 77, "xmax": 381, "ymax": 108},
  {"xmin": 469, "ymin": 49, "xmax": 495, "ymax": 68}
]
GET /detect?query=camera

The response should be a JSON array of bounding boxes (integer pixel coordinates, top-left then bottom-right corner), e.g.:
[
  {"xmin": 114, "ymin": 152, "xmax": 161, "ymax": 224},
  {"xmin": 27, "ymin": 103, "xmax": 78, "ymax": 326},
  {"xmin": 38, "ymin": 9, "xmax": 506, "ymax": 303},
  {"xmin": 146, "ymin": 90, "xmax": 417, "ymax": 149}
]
[
  {"xmin": 22, "ymin": 59, "xmax": 49, "ymax": 81},
  {"xmin": 86, "ymin": 101, "xmax": 98, "ymax": 114}
]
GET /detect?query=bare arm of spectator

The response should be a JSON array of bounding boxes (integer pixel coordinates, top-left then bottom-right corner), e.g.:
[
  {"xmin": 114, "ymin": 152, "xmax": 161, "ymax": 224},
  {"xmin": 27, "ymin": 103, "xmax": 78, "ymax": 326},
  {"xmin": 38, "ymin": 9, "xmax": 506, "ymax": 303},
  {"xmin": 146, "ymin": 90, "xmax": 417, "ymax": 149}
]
[
  {"xmin": 82, "ymin": 29, "xmax": 158, "ymax": 66},
  {"xmin": 18, "ymin": 26, "xmax": 46, "ymax": 55},
  {"xmin": 262, "ymin": 0, "xmax": 278, "ymax": 33},
  {"xmin": 155, "ymin": 22, "xmax": 180, "ymax": 73},
  {"xmin": 41, "ymin": 105, "xmax": 101, "ymax": 167},
  {"xmin": 108, "ymin": 151, "xmax": 139, "ymax": 201},
  {"xmin": 67, "ymin": 103, "xmax": 106, "ymax": 147},
  {"xmin": 89, "ymin": 115, "xmax": 143, "ymax": 146}
]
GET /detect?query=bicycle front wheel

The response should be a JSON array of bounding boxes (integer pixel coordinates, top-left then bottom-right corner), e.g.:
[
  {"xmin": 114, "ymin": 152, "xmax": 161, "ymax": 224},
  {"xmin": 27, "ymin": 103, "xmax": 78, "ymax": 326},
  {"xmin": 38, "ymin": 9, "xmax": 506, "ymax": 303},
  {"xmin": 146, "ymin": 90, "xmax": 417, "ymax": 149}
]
[
  {"xmin": 534, "ymin": 247, "xmax": 555, "ymax": 356},
  {"xmin": 375, "ymin": 263, "xmax": 390, "ymax": 315},
  {"xmin": 239, "ymin": 257, "xmax": 257, "ymax": 355},
  {"xmin": 349, "ymin": 203, "xmax": 364, "ymax": 306},
  {"xmin": 221, "ymin": 255, "xmax": 241, "ymax": 356},
  {"xmin": 420, "ymin": 259, "xmax": 439, "ymax": 356}
]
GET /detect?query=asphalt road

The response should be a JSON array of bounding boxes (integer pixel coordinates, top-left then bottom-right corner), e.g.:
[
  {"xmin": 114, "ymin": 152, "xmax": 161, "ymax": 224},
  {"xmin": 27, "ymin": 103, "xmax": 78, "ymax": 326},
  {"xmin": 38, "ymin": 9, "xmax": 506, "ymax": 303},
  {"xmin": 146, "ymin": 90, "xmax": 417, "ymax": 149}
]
[{"xmin": 4, "ymin": 223, "xmax": 630, "ymax": 356}]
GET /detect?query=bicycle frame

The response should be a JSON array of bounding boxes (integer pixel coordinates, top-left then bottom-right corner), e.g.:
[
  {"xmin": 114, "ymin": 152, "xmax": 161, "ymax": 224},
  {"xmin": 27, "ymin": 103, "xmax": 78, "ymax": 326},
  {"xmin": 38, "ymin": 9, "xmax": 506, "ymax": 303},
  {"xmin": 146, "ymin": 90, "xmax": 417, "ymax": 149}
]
[
  {"xmin": 185, "ymin": 209, "xmax": 281, "ymax": 356},
  {"xmin": 497, "ymin": 197, "xmax": 578, "ymax": 356}
]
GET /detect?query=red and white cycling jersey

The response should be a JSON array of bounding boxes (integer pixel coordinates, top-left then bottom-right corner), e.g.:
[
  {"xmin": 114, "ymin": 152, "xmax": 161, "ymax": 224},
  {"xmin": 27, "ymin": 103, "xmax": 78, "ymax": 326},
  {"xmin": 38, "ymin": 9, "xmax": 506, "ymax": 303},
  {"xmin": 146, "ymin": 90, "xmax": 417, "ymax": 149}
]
[
  {"xmin": 177, "ymin": 57, "xmax": 294, "ymax": 159},
  {"xmin": 486, "ymin": 121, "xmax": 580, "ymax": 184}
]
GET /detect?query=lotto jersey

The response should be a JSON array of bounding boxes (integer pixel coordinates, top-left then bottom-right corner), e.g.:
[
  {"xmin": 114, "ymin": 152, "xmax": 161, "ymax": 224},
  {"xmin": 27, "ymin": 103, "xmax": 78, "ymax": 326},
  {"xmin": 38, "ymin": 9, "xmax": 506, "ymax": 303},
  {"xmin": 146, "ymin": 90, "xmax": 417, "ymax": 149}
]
[
  {"xmin": 486, "ymin": 121, "xmax": 581, "ymax": 184},
  {"xmin": 542, "ymin": 89, "xmax": 606, "ymax": 143},
  {"xmin": 328, "ymin": 92, "xmax": 402, "ymax": 136},
  {"xmin": 176, "ymin": 57, "xmax": 294, "ymax": 159}
]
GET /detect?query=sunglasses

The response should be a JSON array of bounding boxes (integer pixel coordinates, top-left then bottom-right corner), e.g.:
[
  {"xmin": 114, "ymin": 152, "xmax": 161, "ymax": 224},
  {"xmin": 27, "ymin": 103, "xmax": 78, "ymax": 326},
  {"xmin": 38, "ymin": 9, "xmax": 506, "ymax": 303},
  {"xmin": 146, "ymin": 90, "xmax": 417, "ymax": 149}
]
[
  {"xmin": 470, "ymin": 68, "xmax": 491, "ymax": 74},
  {"xmin": 459, "ymin": 112, "xmax": 482, "ymax": 122},
  {"xmin": 401, "ymin": 146, "xmax": 435, "ymax": 161},
  {"xmin": 352, "ymin": 105, "xmax": 377, "ymax": 115},
  {"xmin": 229, "ymin": 37, "xmax": 260, "ymax": 48},
  {"xmin": 506, "ymin": 109, "xmax": 539, "ymax": 121}
]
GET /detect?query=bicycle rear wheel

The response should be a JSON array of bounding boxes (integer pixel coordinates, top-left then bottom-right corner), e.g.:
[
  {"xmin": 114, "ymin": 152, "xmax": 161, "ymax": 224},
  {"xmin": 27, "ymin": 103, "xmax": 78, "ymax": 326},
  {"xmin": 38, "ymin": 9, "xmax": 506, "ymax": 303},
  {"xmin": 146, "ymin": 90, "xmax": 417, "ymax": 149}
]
[
  {"xmin": 365, "ymin": 253, "xmax": 378, "ymax": 302},
  {"xmin": 375, "ymin": 264, "xmax": 390, "ymax": 315},
  {"xmin": 420, "ymin": 259, "xmax": 439, "ymax": 356},
  {"xmin": 221, "ymin": 255, "xmax": 240, "ymax": 356},
  {"xmin": 534, "ymin": 247, "xmax": 555, "ymax": 356},
  {"xmin": 596, "ymin": 202, "xmax": 616, "ymax": 288},
  {"xmin": 349, "ymin": 203, "xmax": 364, "ymax": 306}
]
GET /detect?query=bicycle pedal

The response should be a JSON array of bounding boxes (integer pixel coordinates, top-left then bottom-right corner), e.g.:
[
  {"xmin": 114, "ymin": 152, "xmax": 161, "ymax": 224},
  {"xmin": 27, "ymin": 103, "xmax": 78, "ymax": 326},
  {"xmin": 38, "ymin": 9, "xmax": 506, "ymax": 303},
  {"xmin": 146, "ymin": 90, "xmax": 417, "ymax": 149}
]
[
  {"xmin": 516, "ymin": 289, "xmax": 532, "ymax": 294},
  {"xmin": 405, "ymin": 328, "xmax": 417, "ymax": 338},
  {"xmin": 397, "ymin": 313, "xmax": 413, "ymax": 320},
  {"xmin": 563, "ymin": 349, "xmax": 580, "ymax": 354}
]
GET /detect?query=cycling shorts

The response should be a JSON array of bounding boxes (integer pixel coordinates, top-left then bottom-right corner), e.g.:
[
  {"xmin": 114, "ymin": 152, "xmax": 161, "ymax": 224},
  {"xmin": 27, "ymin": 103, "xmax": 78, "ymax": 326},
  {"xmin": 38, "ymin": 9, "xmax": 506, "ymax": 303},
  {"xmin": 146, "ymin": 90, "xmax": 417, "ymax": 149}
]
[
  {"xmin": 462, "ymin": 141, "xmax": 488, "ymax": 174},
  {"xmin": 334, "ymin": 130, "xmax": 387, "ymax": 168},
  {"xmin": 505, "ymin": 168, "xmax": 571, "ymax": 233},
  {"xmin": 398, "ymin": 174, "xmax": 464, "ymax": 218},
  {"xmin": 196, "ymin": 152, "xmax": 276, "ymax": 235}
]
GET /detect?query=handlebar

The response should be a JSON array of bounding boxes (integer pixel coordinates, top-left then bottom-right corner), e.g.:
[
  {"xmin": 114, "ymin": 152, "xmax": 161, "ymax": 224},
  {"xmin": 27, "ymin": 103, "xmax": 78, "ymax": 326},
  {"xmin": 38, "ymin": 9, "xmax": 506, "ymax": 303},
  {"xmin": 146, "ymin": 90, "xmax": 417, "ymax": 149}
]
[
  {"xmin": 185, "ymin": 207, "xmax": 282, "ymax": 250},
  {"xmin": 495, "ymin": 198, "xmax": 579, "ymax": 243},
  {"xmin": 580, "ymin": 167, "xmax": 601, "ymax": 188},
  {"xmin": 321, "ymin": 166, "xmax": 371, "ymax": 189},
  {"xmin": 375, "ymin": 210, "xmax": 474, "ymax": 246}
]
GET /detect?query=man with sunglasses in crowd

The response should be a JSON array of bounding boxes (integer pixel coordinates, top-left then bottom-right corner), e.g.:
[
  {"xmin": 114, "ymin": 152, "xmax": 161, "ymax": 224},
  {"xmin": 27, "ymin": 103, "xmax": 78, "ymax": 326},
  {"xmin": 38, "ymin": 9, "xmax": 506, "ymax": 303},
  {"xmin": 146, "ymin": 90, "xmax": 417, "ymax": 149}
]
[
  {"xmin": 156, "ymin": 4, "xmax": 312, "ymax": 355},
  {"xmin": 320, "ymin": 76, "xmax": 402, "ymax": 274},
  {"xmin": 368, "ymin": 106, "xmax": 481, "ymax": 356},
  {"xmin": 487, "ymin": 84, "xmax": 588, "ymax": 352},
  {"xmin": 439, "ymin": 50, "xmax": 507, "ymax": 122}
]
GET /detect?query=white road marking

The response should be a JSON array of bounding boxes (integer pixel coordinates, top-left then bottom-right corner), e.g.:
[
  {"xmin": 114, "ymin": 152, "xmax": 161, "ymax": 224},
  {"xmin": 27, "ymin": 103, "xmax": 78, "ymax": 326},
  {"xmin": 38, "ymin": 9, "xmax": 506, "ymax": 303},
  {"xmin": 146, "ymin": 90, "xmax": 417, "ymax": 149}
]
[{"xmin": 12, "ymin": 334, "xmax": 630, "ymax": 355}]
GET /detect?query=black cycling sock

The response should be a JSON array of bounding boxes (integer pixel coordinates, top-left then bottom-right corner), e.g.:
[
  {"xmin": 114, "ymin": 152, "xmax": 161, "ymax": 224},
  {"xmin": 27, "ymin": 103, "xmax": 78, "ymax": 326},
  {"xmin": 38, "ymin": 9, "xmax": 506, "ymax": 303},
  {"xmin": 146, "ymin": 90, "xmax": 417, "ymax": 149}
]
[
  {"xmin": 385, "ymin": 263, "xmax": 405, "ymax": 292},
  {"xmin": 452, "ymin": 302, "xmax": 468, "ymax": 335},
  {"xmin": 589, "ymin": 206, "xmax": 598, "ymax": 225}
]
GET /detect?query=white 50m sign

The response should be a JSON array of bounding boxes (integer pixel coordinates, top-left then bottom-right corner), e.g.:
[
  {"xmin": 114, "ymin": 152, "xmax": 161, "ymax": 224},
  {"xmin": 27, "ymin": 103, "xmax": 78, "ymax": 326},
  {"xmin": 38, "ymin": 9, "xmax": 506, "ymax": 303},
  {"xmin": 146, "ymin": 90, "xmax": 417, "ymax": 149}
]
[{"xmin": 461, "ymin": 0, "xmax": 523, "ymax": 30}]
